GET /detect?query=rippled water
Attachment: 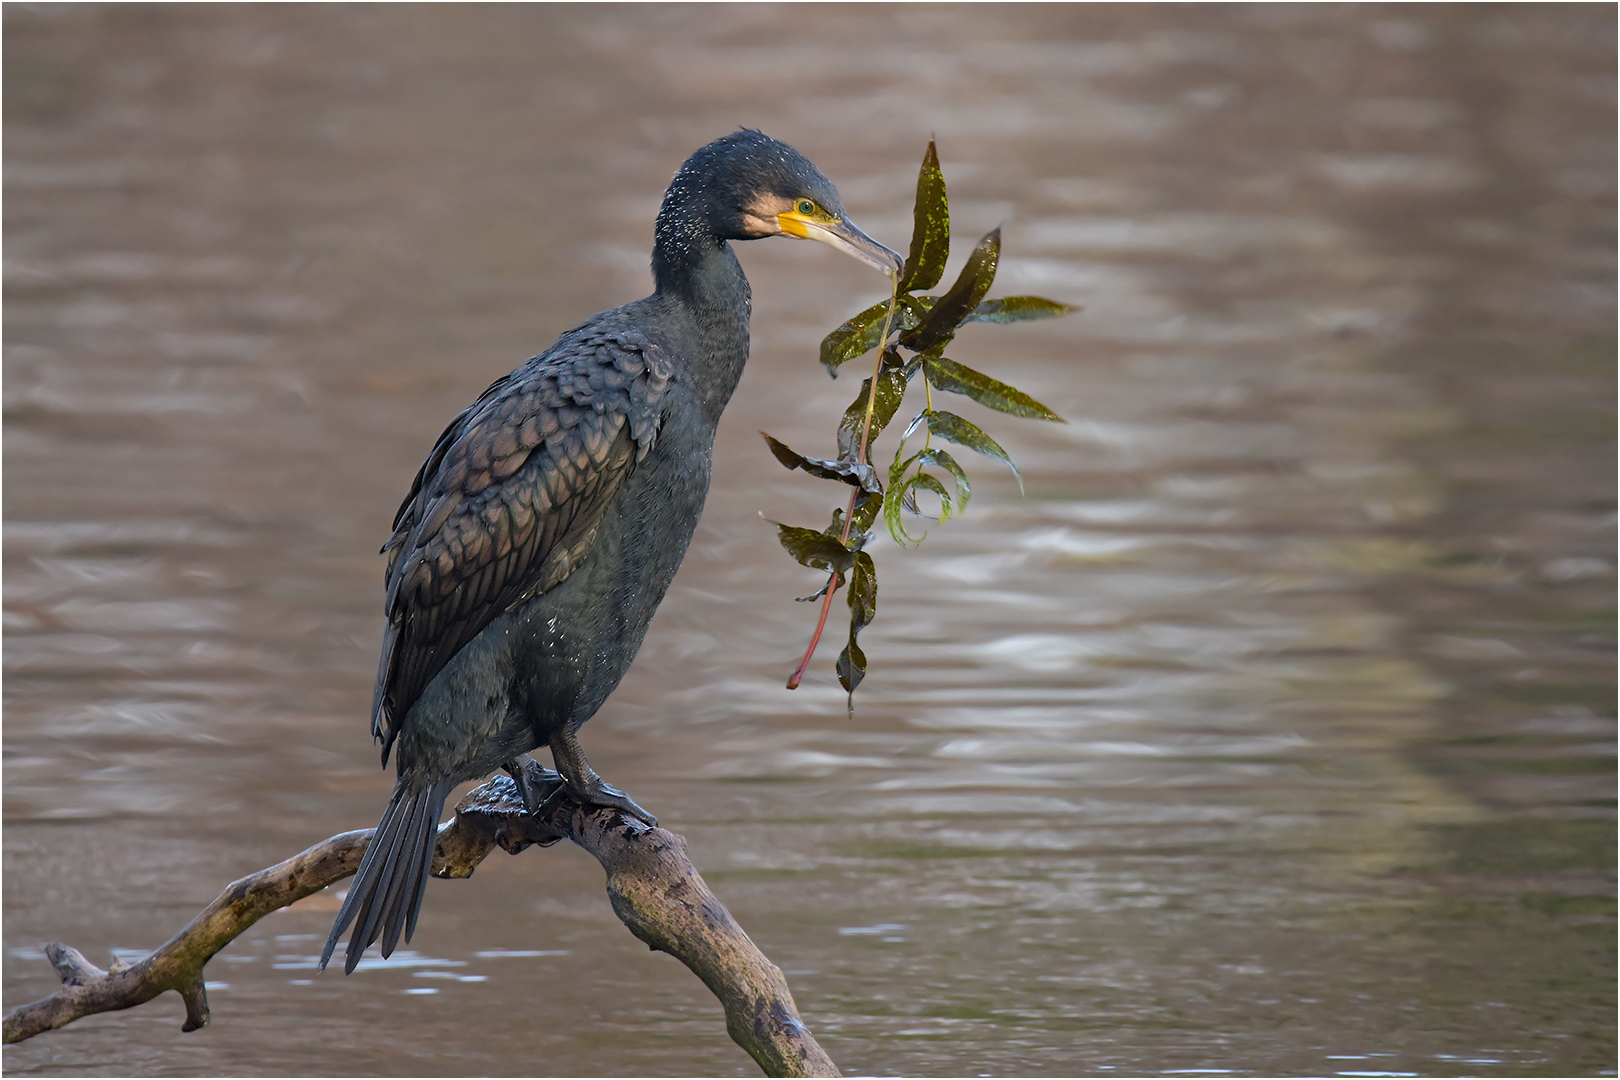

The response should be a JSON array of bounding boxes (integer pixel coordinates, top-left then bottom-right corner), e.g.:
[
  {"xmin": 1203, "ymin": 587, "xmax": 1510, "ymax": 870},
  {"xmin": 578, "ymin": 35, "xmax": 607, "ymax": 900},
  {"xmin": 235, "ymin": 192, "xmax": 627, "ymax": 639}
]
[{"xmin": 5, "ymin": 6, "xmax": 1613, "ymax": 1077}]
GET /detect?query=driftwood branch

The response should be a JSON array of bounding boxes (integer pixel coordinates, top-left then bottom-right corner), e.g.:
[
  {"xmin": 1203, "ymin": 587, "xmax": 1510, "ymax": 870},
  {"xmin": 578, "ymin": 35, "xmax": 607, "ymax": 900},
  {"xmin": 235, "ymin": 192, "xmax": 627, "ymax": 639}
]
[{"xmin": 3, "ymin": 757, "xmax": 838, "ymax": 1078}]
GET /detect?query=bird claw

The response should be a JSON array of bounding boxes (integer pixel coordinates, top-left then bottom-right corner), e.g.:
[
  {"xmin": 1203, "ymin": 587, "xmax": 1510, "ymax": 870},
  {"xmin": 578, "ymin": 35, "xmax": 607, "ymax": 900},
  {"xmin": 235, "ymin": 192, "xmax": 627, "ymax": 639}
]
[
  {"xmin": 588, "ymin": 781, "xmax": 659, "ymax": 829},
  {"xmin": 547, "ymin": 732, "xmax": 659, "ymax": 827},
  {"xmin": 503, "ymin": 757, "xmax": 565, "ymax": 814},
  {"xmin": 539, "ymin": 777, "xmax": 658, "ymax": 829}
]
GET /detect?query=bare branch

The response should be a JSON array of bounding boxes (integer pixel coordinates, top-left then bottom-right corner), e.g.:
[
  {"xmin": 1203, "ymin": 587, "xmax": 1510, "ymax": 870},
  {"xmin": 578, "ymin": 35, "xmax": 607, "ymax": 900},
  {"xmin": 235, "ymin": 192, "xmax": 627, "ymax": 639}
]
[{"xmin": 3, "ymin": 758, "xmax": 838, "ymax": 1078}]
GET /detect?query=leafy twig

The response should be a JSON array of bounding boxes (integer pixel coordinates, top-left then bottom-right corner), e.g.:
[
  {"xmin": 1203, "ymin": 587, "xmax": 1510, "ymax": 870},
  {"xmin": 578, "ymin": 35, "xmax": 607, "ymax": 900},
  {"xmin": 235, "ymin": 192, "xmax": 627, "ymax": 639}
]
[{"xmin": 765, "ymin": 140, "xmax": 1077, "ymax": 699}]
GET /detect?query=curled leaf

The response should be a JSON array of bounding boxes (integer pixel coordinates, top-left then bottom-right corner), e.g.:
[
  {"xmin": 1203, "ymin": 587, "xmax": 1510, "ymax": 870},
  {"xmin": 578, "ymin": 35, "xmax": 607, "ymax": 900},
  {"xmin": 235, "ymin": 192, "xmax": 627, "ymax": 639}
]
[
  {"xmin": 883, "ymin": 463, "xmax": 918, "ymax": 544},
  {"xmin": 886, "ymin": 445, "xmax": 971, "ymax": 543},
  {"xmin": 922, "ymin": 357, "xmax": 1063, "ymax": 422},
  {"xmin": 762, "ymin": 433, "xmax": 881, "ymax": 494},
  {"xmin": 902, "ymin": 470, "xmax": 957, "ymax": 519}
]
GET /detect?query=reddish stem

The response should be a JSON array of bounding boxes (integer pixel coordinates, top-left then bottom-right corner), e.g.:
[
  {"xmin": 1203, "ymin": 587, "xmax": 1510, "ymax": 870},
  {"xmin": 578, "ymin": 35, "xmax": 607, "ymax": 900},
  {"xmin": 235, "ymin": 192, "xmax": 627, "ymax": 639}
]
[
  {"xmin": 787, "ymin": 277, "xmax": 899, "ymax": 689},
  {"xmin": 786, "ymin": 570, "xmax": 841, "ymax": 690}
]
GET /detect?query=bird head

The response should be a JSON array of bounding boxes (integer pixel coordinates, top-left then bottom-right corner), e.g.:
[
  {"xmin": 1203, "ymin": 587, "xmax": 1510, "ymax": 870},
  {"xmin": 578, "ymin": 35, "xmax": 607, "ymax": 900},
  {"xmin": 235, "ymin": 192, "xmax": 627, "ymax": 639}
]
[{"xmin": 663, "ymin": 130, "xmax": 903, "ymax": 276}]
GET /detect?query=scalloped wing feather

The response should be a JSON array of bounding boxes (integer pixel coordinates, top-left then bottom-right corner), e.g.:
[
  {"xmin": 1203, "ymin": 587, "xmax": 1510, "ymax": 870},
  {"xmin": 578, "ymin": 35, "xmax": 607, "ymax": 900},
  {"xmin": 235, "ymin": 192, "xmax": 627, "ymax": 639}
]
[{"xmin": 371, "ymin": 327, "xmax": 673, "ymax": 758}]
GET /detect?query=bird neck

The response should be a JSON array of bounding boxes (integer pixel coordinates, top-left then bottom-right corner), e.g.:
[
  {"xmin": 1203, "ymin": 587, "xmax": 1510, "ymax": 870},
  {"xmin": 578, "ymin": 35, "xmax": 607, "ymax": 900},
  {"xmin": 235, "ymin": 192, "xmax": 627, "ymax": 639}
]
[
  {"xmin": 650, "ymin": 232, "xmax": 752, "ymax": 426},
  {"xmin": 652, "ymin": 211, "xmax": 745, "ymax": 291}
]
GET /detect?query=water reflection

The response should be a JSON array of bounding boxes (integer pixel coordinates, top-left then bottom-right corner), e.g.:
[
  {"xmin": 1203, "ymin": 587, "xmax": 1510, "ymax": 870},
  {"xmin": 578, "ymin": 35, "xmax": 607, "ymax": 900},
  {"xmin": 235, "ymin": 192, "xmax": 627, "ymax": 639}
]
[{"xmin": 6, "ymin": 4, "xmax": 1613, "ymax": 1078}]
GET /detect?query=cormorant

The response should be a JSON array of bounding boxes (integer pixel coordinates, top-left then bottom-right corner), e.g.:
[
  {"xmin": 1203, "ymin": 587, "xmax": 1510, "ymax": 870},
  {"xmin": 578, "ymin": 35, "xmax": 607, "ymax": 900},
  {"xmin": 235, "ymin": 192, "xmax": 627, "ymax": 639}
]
[{"xmin": 320, "ymin": 130, "xmax": 900, "ymax": 974}]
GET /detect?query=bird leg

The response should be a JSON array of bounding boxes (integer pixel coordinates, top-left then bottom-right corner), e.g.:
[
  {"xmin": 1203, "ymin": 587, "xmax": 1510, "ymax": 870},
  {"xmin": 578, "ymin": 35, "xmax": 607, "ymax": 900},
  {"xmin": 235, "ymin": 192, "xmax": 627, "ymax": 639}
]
[
  {"xmin": 544, "ymin": 730, "xmax": 658, "ymax": 828},
  {"xmin": 502, "ymin": 757, "xmax": 565, "ymax": 814}
]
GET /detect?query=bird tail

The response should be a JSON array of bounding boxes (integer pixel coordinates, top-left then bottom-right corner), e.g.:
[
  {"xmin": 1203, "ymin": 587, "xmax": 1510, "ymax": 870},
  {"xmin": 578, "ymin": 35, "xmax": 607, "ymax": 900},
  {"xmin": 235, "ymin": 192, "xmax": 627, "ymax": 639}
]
[{"xmin": 319, "ymin": 777, "xmax": 453, "ymax": 975}]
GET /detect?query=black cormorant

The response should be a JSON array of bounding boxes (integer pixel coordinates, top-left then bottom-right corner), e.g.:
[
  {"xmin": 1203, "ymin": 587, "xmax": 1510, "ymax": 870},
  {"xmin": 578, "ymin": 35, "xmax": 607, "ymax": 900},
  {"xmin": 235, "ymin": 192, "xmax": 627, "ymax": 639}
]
[{"xmin": 320, "ymin": 130, "xmax": 900, "ymax": 974}]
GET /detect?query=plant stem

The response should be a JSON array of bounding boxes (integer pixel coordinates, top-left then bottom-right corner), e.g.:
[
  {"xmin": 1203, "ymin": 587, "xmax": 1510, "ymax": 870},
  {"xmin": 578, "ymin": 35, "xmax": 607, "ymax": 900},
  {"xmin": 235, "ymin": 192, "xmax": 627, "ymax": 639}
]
[
  {"xmin": 787, "ymin": 276, "xmax": 901, "ymax": 690},
  {"xmin": 786, "ymin": 583, "xmax": 836, "ymax": 689},
  {"xmin": 850, "ymin": 278, "xmax": 902, "ymax": 494}
]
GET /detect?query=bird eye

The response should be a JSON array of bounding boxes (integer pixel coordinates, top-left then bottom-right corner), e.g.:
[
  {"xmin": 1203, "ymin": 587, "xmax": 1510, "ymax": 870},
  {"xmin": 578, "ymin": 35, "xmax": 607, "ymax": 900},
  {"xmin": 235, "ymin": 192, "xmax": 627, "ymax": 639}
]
[{"xmin": 796, "ymin": 199, "xmax": 816, "ymax": 216}]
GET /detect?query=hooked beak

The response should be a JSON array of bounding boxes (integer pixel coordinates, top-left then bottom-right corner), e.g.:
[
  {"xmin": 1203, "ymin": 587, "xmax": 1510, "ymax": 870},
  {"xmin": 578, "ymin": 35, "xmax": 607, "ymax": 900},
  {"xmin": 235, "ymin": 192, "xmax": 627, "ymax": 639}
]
[{"xmin": 777, "ymin": 210, "xmax": 903, "ymax": 276}]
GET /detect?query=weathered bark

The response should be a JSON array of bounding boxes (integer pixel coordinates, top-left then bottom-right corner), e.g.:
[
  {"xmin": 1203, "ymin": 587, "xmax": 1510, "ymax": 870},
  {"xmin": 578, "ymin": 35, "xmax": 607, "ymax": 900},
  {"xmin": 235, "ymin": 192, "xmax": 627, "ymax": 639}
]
[{"xmin": 3, "ymin": 757, "xmax": 838, "ymax": 1078}]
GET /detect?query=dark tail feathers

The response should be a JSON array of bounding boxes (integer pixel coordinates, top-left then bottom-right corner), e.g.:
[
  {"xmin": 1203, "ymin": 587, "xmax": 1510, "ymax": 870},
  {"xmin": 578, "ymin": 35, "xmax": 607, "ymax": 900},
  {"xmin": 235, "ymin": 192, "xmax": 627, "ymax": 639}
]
[{"xmin": 319, "ymin": 778, "xmax": 452, "ymax": 974}]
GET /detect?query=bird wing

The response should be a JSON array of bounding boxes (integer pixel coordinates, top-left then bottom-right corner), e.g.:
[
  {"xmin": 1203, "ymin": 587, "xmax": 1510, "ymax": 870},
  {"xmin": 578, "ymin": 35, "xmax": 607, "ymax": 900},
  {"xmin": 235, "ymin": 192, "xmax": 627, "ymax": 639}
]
[{"xmin": 370, "ymin": 323, "xmax": 674, "ymax": 762}]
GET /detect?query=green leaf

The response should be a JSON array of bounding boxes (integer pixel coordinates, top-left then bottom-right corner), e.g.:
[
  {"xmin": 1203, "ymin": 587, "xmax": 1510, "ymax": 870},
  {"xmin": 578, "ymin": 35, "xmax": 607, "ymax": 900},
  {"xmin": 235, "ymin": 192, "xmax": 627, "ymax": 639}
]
[
  {"xmin": 897, "ymin": 140, "xmax": 949, "ymax": 294},
  {"xmin": 836, "ymin": 363, "xmax": 909, "ymax": 462},
  {"xmin": 914, "ymin": 448, "xmax": 970, "ymax": 516},
  {"xmin": 884, "ymin": 473, "xmax": 925, "ymax": 543},
  {"xmin": 819, "ymin": 299, "xmax": 895, "ymax": 375},
  {"xmin": 884, "ymin": 451, "xmax": 923, "ymax": 545},
  {"xmin": 762, "ymin": 433, "xmax": 881, "ymax": 494},
  {"xmin": 847, "ymin": 550, "xmax": 877, "ymax": 628},
  {"xmin": 831, "ymin": 489, "xmax": 883, "ymax": 541},
  {"xmin": 836, "ymin": 637, "xmax": 866, "ymax": 695},
  {"xmin": 770, "ymin": 521, "xmax": 855, "ymax": 577},
  {"xmin": 819, "ymin": 295, "xmax": 939, "ymax": 377},
  {"xmin": 899, "ymin": 227, "xmax": 1001, "ymax": 354},
  {"xmin": 965, "ymin": 295, "xmax": 1080, "ymax": 324},
  {"xmin": 922, "ymin": 409, "xmax": 1022, "ymax": 490},
  {"xmin": 899, "ymin": 470, "xmax": 957, "ymax": 522},
  {"xmin": 836, "ymin": 550, "xmax": 877, "ymax": 695},
  {"xmin": 922, "ymin": 356, "xmax": 1063, "ymax": 422},
  {"xmin": 897, "ymin": 293, "xmax": 937, "ymax": 328},
  {"xmin": 885, "ymin": 444, "xmax": 971, "ymax": 543}
]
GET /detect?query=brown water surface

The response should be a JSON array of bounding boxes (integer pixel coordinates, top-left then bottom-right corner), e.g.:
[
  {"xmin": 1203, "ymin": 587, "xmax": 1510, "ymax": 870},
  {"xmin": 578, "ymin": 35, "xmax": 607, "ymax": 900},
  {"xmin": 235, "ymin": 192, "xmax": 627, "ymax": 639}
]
[{"xmin": 5, "ymin": 6, "xmax": 1614, "ymax": 1077}]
